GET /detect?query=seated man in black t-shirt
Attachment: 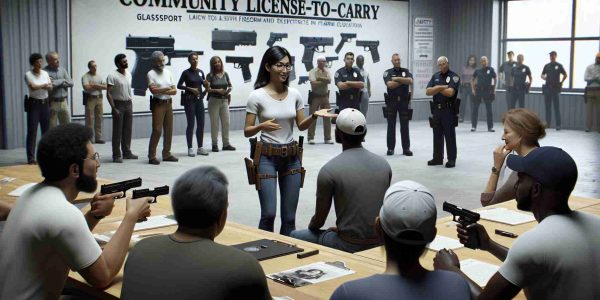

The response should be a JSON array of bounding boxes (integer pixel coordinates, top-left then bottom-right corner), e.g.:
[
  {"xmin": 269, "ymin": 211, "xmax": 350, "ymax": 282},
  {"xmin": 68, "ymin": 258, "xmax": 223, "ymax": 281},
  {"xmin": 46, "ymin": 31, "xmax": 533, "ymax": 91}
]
[{"xmin": 121, "ymin": 166, "xmax": 271, "ymax": 300}]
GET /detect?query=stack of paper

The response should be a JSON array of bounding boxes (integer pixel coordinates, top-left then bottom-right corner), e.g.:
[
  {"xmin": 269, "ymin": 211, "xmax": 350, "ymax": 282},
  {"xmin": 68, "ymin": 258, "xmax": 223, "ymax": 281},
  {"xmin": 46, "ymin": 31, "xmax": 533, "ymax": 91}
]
[
  {"xmin": 460, "ymin": 259, "xmax": 500, "ymax": 286},
  {"xmin": 479, "ymin": 207, "xmax": 535, "ymax": 225},
  {"xmin": 427, "ymin": 235, "xmax": 463, "ymax": 251}
]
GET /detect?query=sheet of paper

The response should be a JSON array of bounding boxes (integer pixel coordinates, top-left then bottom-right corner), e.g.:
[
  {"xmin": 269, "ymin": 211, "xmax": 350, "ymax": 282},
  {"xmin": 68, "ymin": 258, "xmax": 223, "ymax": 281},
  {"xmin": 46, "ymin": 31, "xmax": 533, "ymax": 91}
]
[
  {"xmin": 427, "ymin": 235, "xmax": 463, "ymax": 251},
  {"xmin": 132, "ymin": 215, "xmax": 177, "ymax": 231},
  {"xmin": 460, "ymin": 259, "xmax": 500, "ymax": 286},
  {"xmin": 8, "ymin": 183, "xmax": 36, "ymax": 197},
  {"xmin": 267, "ymin": 261, "xmax": 355, "ymax": 287},
  {"xmin": 479, "ymin": 207, "xmax": 535, "ymax": 225}
]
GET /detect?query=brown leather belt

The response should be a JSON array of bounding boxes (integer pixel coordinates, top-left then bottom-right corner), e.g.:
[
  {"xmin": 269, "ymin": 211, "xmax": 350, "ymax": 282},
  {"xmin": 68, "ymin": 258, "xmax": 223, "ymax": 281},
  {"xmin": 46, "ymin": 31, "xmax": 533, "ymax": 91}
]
[
  {"xmin": 29, "ymin": 98, "xmax": 48, "ymax": 104},
  {"xmin": 260, "ymin": 142, "xmax": 299, "ymax": 158},
  {"xmin": 87, "ymin": 94, "xmax": 102, "ymax": 99},
  {"xmin": 154, "ymin": 98, "xmax": 172, "ymax": 104},
  {"xmin": 50, "ymin": 97, "xmax": 66, "ymax": 102}
]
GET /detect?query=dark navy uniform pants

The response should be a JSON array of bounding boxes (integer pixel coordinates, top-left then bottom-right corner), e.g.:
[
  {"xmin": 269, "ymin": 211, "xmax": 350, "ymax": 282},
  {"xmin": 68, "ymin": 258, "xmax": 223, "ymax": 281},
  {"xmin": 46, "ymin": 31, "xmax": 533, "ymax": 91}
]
[
  {"xmin": 432, "ymin": 108, "xmax": 457, "ymax": 161},
  {"xmin": 386, "ymin": 100, "xmax": 410, "ymax": 151}
]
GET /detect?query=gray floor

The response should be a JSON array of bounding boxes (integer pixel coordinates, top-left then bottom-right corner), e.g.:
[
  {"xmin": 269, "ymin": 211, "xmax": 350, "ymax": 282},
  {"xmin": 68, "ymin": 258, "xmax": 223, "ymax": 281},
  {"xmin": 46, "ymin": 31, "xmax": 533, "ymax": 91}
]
[{"xmin": 1, "ymin": 121, "xmax": 599, "ymax": 231}]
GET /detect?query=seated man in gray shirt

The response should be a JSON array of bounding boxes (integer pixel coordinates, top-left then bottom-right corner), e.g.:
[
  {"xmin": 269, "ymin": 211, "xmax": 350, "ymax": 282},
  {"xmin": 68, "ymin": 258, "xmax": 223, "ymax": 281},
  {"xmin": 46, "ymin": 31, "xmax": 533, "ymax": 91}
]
[
  {"xmin": 330, "ymin": 181, "xmax": 471, "ymax": 300},
  {"xmin": 291, "ymin": 109, "xmax": 392, "ymax": 253},
  {"xmin": 121, "ymin": 166, "xmax": 271, "ymax": 300}
]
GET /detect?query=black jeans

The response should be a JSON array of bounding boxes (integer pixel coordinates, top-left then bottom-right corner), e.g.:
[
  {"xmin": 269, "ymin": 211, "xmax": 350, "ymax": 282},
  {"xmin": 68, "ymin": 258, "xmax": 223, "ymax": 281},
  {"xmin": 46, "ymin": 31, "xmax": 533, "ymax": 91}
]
[
  {"xmin": 544, "ymin": 91, "xmax": 561, "ymax": 127},
  {"xmin": 112, "ymin": 100, "xmax": 133, "ymax": 158},
  {"xmin": 510, "ymin": 89, "xmax": 526, "ymax": 109},
  {"xmin": 472, "ymin": 93, "xmax": 494, "ymax": 129},
  {"xmin": 386, "ymin": 100, "xmax": 410, "ymax": 151},
  {"xmin": 26, "ymin": 100, "xmax": 50, "ymax": 161},
  {"xmin": 183, "ymin": 99, "xmax": 205, "ymax": 148}
]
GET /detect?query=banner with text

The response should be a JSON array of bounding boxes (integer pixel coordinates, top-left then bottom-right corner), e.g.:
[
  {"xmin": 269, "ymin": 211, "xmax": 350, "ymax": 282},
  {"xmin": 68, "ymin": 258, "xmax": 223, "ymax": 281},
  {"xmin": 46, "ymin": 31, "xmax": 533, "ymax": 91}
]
[{"xmin": 412, "ymin": 17, "xmax": 435, "ymax": 99}]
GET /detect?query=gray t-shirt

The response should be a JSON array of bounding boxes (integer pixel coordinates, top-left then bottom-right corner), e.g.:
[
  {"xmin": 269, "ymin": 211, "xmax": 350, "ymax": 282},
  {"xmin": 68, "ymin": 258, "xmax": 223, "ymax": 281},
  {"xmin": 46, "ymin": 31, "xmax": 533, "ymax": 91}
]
[
  {"xmin": 121, "ymin": 235, "xmax": 271, "ymax": 300},
  {"xmin": 106, "ymin": 70, "xmax": 133, "ymax": 101},
  {"xmin": 246, "ymin": 87, "xmax": 304, "ymax": 144},
  {"xmin": 317, "ymin": 147, "xmax": 391, "ymax": 241},
  {"xmin": 82, "ymin": 72, "xmax": 104, "ymax": 96},
  {"xmin": 498, "ymin": 211, "xmax": 600, "ymax": 300},
  {"xmin": 330, "ymin": 272, "xmax": 471, "ymax": 300}
]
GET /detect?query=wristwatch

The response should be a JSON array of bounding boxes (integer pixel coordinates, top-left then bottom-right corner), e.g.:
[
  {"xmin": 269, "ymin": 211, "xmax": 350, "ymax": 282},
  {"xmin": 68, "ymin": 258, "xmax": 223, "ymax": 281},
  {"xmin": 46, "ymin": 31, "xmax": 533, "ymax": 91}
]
[
  {"xmin": 311, "ymin": 114, "xmax": 318, "ymax": 120},
  {"xmin": 491, "ymin": 166, "xmax": 500, "ymax": 175}
]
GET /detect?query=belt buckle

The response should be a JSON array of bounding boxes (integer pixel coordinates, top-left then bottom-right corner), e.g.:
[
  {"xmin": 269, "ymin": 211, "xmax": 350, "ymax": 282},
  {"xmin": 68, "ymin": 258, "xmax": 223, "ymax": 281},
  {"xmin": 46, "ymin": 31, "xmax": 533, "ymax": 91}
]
[
  {"xmin": 280, "ymin": 146, "xmax": 288, "ymax": 158},
  {"xmin": 437, "ymin": 103, "xmax": 442, "ymax": 109}
]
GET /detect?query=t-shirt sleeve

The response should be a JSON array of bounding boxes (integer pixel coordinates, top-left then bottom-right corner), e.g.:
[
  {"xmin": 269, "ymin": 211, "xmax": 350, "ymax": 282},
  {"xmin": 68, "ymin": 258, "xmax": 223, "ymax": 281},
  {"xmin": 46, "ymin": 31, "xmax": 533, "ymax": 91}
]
[
  {"xmin": 106, "ymin": 74, "xmax": 114, "ymax": 86},
  {"xmin": 499, "ymin": 63, "xmax": 505, "ymax": 73},
  {"xmin": 330, "ymin": 284, "xmax": 349, "ymax": 300},
  {"xmin": 225, "ymin": 72, "xmax": 232, "ymax": 87},
  {"xmin": 407, "ymin": 71, "xmax": 414, "ymax": 79},
  {"xmin": 295, "ymin": 91, "xmax": 304, "ymax": 111},
  {"xmin": 147, "ymin": 72, "xmax": 154, "ymax": 86},
  {"xmin": 82, "ymin": 74, "xmax": 90, "ymax": 86},
  {"xmin": 246, "ymin": 91, "xmax": 260, "ymax": 114},
  {"xmin": 498, "ymin": 235, "xmax": 538, "ymax": 288},
  {"xmin": 559, "ymin": 64, "xmax": 567, "ymax": 75},
  {"xmin": 426, "ymin": 75, "xmax": 435, "ymax": 88},
  {"xmin": 51, "ymin": 207, "xmax": 102, "ymax": 271},
  {"xmin": 541, "ymin": 64, "xmax": 548, "ymax": 76},
  {"xmin": 316, "ymin": 168, "xmax": 334, "ymax": 201},
  {"xmin": 355, "ymin": 68, "xmax": 365, "ymax": 82},
  {"xmin": 308, "ymin": 69, "xmax": 316, "ymax": 81},
  {"xmin": 334, "ymin": 70, "xmax": 342, "ymax": 85},
  {"xmin": 492, "ymin": 69, "xmax": 497, "ymax": 79},
  {"xmin": 526, "ymin": 66, "xmax": 531, "ymax": 76},
  {"xmin": 383, "ymin": 70, "xmax": 392, "ymax": 84},
  {"xmin": 448, "ymin": 74, "xmax": 460, "ymax": 90}
]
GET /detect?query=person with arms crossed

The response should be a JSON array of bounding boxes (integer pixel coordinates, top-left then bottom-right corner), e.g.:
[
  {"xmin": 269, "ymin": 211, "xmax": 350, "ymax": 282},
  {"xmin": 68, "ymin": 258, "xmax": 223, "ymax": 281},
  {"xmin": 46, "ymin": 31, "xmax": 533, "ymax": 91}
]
[
  {"xmin": 583, "ymin": 52, "xmax": 600, "ymax": 133},
  {"xmin": 307, "ymin": 56, "xmax": 333, "ymax": 145},
  {"xmin": 0, "ymin": 123, "xmax": 151, "ymax": 299},
  {"xmin": 335, "ymin": 52, "xmax": 365, "ymax": 110},
  {"xmin": 82, "ymin": 60, "xmax": 107, "ymax": 144},
  {"xmin": 510, "ymin": 54, "xmax": 532, "ymax": 109},
  {"xmin": 384, "ymin": 53, "xmax": 414, "ymax": 156},
  {"xmin": 44, "ymin": 51, "xmax": 73, "ymax": 128}
]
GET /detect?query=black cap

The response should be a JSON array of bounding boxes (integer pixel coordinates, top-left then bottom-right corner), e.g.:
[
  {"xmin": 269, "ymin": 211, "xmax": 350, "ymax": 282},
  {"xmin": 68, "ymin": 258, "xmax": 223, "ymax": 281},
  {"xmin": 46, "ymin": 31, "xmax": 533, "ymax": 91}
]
[
  {"xmin": 549, "ymin": 51, "xmax": 557, "ymax": 56},
  {"xmin": 507, "ymin": 51, "xmax": 514, "ymax": 55},
  {"xmin": 506, "ymin": 147, "xmax": 577, "ymax": 194}
]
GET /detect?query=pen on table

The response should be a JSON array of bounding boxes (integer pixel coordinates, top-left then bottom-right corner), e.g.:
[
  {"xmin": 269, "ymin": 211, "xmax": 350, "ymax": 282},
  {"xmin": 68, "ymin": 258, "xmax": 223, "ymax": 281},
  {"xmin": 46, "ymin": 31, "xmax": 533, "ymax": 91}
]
[{"xmin": 495, "ymin": 229, "xmax": 518, "ymax": 238}]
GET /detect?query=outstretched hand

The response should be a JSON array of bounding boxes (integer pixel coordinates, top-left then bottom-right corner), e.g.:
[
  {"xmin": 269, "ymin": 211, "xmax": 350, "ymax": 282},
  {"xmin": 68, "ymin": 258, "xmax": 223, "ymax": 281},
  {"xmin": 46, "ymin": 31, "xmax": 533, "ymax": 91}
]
[{"xmin": 313, "ymin": 108, "xmax": 337, "ymax": 118}]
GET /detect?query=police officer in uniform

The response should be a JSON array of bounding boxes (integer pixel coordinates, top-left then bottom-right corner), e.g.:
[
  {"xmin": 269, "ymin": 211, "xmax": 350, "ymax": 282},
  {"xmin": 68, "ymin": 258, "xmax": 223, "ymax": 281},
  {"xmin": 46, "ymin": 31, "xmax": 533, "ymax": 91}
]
[
  {"xmin": 426, "ymin": 56, "xmax": 460, "ymax": 168},
  {"xmin": 541, "ymin": 51, "xmax": 567, "ymax": 130},
  {"xmin": 471, "ymin": 56, "xmax": 496, "ymax": 132},
  {"xmin": 499, "ymin": 51, "xmax": 516, "ymax": 110},
  {"xmin": 335, "ymin": 52, "xmax": 365, "ymax": 110},
  {"xmin": 511, "ymin": 54, "xmax": 532, "ymax": 109},
  {"xmin": 383, "ymin": 54, "xmax": 413, "ymax": 156}
]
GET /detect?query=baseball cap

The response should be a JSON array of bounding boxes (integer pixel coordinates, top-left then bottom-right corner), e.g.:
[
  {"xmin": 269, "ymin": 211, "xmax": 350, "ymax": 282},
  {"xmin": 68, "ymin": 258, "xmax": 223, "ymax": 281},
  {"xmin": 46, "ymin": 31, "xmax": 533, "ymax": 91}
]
[
  {"xmin": 549, "ymin": 51, "xmax": 557, "ymax": 56},
  {"xmin": 379, "ymin": 180, "xmax": 437, "ymax": 245},
  {"xmin": 506, "ymin": 146, "xmax": 578, "ymax": 193},
  {"xmin": 335, "ymin": 108, "xmax": 366, "ymax": 135}
]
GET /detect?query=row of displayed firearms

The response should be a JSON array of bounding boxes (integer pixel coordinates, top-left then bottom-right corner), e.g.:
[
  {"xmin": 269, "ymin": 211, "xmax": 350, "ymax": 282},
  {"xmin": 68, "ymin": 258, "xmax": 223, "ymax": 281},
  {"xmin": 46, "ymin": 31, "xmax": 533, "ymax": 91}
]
[
  {"xmin": 99, "ymin": 177, "xmax": 169, "ymax": 203},
  {"xmin": 126, "ymin": 30, "xmax": 379, "ymax": 95}
]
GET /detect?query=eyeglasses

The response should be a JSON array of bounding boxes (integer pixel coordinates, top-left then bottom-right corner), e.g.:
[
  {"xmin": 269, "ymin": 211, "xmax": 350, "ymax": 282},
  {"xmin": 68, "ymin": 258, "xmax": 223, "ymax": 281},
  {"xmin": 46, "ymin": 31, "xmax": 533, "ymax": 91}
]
[
  {"xmin": 273, "ymin": 63, "xmax": 293, "ymax": 71},
  {"xmin": 85, "ymin": 152, "xmax": 100, "ymax": 162}
]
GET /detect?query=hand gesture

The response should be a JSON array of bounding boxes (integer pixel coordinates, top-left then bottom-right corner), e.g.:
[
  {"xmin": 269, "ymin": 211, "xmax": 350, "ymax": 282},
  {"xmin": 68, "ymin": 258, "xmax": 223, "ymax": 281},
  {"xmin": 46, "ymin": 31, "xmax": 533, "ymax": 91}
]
[
  {"xmin": 313, "ymin": 108, "xmax": 337, "ymax": 118},
  {"xmin": 125, "ymin": 196, "xmax": 152, "ymax": 222},
  {"xmin": 493, "ymin": 145, "xmax": 510, "ymax": 169},
  {"xmin": 457, "ymin": 223, "xmax": 491, "ymax": 250},
  {"xmin": 112, "ymin": 107, "xmax": 120, "ymax": 117},
  {"xmin": 188, "ymin": 87, "xmax": 200, "ymax": 96},
  {"xmin": 433, "ymin": 249, "xmax": 460, "ymax": 272},
  {"xmin": 90, "ymin": 192, "xmax": 120, "ymax": 218},
  {"xmin": 260, "ymin": 118, "xmax": 282, "ymax": 132}
]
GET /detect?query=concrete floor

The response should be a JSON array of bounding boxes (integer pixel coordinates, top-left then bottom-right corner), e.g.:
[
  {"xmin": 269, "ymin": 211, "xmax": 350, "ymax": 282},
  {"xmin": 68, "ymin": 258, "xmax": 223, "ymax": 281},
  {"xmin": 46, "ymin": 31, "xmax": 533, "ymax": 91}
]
[{"xmin": 1, "ymin": 121, "xmax": 599, "ymax": 231}]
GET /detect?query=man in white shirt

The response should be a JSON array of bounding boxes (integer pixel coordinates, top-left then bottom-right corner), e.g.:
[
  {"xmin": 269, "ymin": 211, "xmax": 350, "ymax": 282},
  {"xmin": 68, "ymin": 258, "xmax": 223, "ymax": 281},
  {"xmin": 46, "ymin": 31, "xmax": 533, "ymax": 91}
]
[
  {"xmin": 434, "ymin": 146, "xmax": 600, "ymax": 300},
  {"xmin": 147, "ymin": 51, "xmax": 178, "ymax": 165},
  {"xmin": 82, "ymin": 60, "xmax": 107, "ymax": 144},
  {"xmin": 0, "ymin": 123, "xmax": 152, "ymax": 299},
  {"xmin": 307, "ymin": 56, "xmax": 333, "ymax": 144}
]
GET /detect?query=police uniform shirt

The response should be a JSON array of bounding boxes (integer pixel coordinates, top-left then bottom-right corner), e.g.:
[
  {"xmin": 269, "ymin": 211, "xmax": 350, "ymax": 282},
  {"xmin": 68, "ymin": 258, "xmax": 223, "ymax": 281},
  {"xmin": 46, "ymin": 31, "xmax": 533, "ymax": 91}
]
[
  {"xmin": 542, "ymin": 62, "xmax": 566, "ymax": 87},
  {"xmin": 473, "ymin": 67, "xmax": 497, "ymax": 91},
  {"xmin": 427, "ymin": 70, "xmax": 460, "ymax": 103},
  {"xmin": 383, "ymin": 67, "xmax": 413, "ymax": 100},
  {"xmin": 499, "ymin": 61, "xmax": 517, "ymax": 84},
  {"xmin": 335, "ymin": 66, "xmax": 364, "ymax": 98},
  {"xmin": 511, "ymin": 64, "xmax": 531, "ymax": 90}
]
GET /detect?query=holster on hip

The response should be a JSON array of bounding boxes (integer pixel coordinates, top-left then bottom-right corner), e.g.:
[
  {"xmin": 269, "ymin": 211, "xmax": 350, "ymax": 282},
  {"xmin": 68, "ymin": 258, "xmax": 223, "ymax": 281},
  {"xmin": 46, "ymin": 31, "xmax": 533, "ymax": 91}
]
[
  {"xmin": 308, "ymin": 91, "xmax": 314, "ymax": 105},
  {"xmin": 149, "ymin": 95, "xmax": 156, "ymax": 111},
  {"xmin": 429, "ymin": 116, "xmax": 440, "ymax": 128},
  {"xmin": 454, "ymin": 98, "xmax": 461, "ymax": 115},
  {"xmin": 400, "ymin": 109, "xmax": 413, "ymax": 121},
  {"xmin": 24, "ymin": 95, "xmax": 31, "ymax": 113},
  {"xmin": 82, "ymin": 91, "xmax": 88, "ymax": 106}
]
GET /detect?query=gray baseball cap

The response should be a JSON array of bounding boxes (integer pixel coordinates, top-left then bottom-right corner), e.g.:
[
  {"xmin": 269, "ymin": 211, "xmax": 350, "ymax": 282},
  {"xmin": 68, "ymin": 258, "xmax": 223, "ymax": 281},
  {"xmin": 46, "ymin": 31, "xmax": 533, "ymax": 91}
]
[{"xmin": 379, "ymin": 180, "xmax": 437, "ymax": 245}]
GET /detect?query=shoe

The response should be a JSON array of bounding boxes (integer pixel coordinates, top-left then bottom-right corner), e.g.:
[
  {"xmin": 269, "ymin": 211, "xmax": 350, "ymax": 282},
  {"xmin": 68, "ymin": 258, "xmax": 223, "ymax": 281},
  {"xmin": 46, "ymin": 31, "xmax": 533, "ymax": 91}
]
[
  {"xmin": 556, "ymin": 127, "xmax": 561, "ymax": 131},
  {"xmin": 95, "ymin": 140, "xmax": 105, "ymax": 144},
  {"xmin": 585, "ymin": 128, "xmax": 590, "ymax": 132},
  {"xmin": 470, "ymin": 127, "xmax": 476, "ymax": 132},
  {"xmin": 212, "ymin": 145, "xmax": 219, "ymax": 152},
  {"xmin": 149, "ymin": 158, "xmax": 160, "ymax": 165},
  {"xmin": 386, "ymin": 149, "xmax": 394, "ymax": 156},
  {"xmin": 488, "ymin": 128, "xmax": 495, "ymax": 132},
  {"xmin": 445, "ymin": 161, "xmax": 456, "ymax": 168},
  {"xmin": 222, "ymin": 145, "xmax": 236, "ymax": 151},
  {"xmin": 27, "ymin": 159, "xmax": 37, "ymax": 165},
  {"xmin": 113, "ymin": 157, "xmax": 123, "ymax": 163},
  {"xmin": 324, "ymin": 139, "xmax": 334, "ymax": 144},
  {"xmin": 403, "ymin": 150, "xmax": 413, "ymax": 156},
  {"xmin": 163, "ymin": 156, "xmax": 179, "ymax": 162},
  {"xmin": 427, "ymin": 159, "xmax": 443, "ymax": 166},
  {"xmin": 197, "ymin": 148, "xmax": 209, "ymax": 156},
  {"xmin": 188, "ymin": 148, "xmax": 196, "ymax": 157},
  {"xmin": 308, "ymin": 139, "xmax": 315, "ymax": 145},
  {"xmin": 123, "ymin": 153, "xmax": 138, "ymax": 159}
]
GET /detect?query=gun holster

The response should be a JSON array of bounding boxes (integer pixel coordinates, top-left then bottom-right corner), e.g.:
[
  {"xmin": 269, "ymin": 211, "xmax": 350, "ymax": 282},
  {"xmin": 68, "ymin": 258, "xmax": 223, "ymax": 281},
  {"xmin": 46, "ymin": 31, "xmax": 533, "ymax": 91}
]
[
  {"xmin": 335, "ymin": 91, "xmax": 340, "ymax": 107},
  {"xmin": 244, "ymin": 139, "xmax": 306, "ymax": 191},
  {"xmin": 24, "ymin": 95, "xmax": 31, "ymax": 112},
  {"xmin": 428, "ymin": 116, "xmax": 440, "ymax": 128},
  {"xmin": 149, "ymin": 95, "xmax": 156, "ymax": 111},
  {"xmin": 308, "ymin": 91, "xmax": 314, "ymax": 105},
  {"xmin": 82, "ymin": 91, "xmax": 88, "ymax": 106},
  {"xmin": 400, "ymin": 109, "xmax": 413, "ymax": 121},
  {"xmin": 454, "ymin": 98, "xmax": 461, "ymax": 115}
]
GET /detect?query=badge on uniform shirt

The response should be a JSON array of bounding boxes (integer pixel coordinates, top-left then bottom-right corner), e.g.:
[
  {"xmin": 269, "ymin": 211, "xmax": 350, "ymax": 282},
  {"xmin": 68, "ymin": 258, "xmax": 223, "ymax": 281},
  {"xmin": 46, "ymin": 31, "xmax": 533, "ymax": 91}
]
[
  {"xmin": 383, "ymin": 71, "xmax": 388, "ymax": 78},
  {"xmin": 402, "ymin": 71, "xmax": 406, "ymax": 77},
  {"xmin": 486, "ymin": 69, "xmax": 490, "ymax": 74},
  {"xmin": 446, "ymin": 76, "xmax": 450, "ymax": 83},
  {"xmin": 522, "ymin": 68, "xmax": 526, "ymax": 73},
  {"xmin": 555, "ymin": 65, "xmax": 558, "ymax": 70},
  {"xmin": 453, "ymin": 76, "xmax": 459, "ymax": 83},
  {"xmin": 512, "ymin": 64, "xmax": 516, "ymax": 67},
  {"xmin": 353, "ymin": 72, "xmax": 358, "ymax": 77},
  {"xmin": 335, "ymin": 72, "xmax": 340, "ymax": 78}
]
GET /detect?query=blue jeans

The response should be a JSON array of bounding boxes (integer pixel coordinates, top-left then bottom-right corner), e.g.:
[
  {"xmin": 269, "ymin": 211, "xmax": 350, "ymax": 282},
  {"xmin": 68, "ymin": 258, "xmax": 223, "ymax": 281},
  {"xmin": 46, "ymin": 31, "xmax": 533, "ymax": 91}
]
[
  {"xmin": 183, "ymin": 99, "xmax": 205, "ymax": 149},
  {"xmin": 257, "ymin": 153, "xmax": 301, "ymax": 235},
  {"xmin": 290, "ymin": 229, "xmax": 377, "ymax": 253}
]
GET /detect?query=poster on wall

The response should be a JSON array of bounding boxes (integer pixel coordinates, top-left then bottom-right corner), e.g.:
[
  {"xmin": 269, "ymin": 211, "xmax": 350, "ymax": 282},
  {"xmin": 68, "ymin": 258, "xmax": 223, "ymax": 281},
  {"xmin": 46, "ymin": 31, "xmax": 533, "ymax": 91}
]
[
  {"xmin": 70, "ymin": 0, "xmax": 409, "ymax": 116},
  {"xmin": 412, "ymin": 17, "xmax": 434, "ymax": 99}
]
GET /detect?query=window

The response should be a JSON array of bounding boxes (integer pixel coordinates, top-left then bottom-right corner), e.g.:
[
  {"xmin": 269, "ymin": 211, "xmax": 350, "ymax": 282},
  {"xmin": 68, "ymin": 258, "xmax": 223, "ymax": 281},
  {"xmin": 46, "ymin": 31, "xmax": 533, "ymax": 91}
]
[{"xmin": 501, "ymin": 0, "xmax": 600, "ymax": 91}]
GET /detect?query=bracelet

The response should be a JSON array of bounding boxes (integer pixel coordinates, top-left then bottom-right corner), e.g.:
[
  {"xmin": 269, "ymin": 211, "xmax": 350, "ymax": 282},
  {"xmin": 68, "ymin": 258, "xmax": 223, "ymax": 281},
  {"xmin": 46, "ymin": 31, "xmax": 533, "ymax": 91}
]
[{"xmin": 311, "ymin": 114, "xmax": 318, "ymax": 120}]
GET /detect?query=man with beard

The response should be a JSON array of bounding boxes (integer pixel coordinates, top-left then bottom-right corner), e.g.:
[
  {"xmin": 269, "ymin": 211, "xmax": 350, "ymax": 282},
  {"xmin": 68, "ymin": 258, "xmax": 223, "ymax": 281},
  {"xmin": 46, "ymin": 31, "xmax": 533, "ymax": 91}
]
[
  {"xmin": 107, "ymin": 54, "xmax": 138, "ymax": 163},
  {"xmin": 434, "ymin": 147, "xmax": 600, "ymax": 299},
  {"xmin": 0, "ymin": 123, "xmax": 152, "ymax": 299}
]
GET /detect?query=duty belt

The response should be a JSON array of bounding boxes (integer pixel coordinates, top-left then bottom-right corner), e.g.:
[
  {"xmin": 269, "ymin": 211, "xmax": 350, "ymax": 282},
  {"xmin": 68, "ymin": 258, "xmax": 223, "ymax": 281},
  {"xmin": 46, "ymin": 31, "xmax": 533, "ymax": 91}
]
[
  {"xmin": 29, "ymin": 98, "xmax": 48, "ymax": 104},
  {"xmin": 261, "ymin": 142, "xmax": 300, "ymax": 158},
  {"xmin": 50, "ymin": 97, "xmax": 66, "ymax": 102},
  {"xmin": 432, "ymin": 101, "xmax": 455, "ymax": 110}
]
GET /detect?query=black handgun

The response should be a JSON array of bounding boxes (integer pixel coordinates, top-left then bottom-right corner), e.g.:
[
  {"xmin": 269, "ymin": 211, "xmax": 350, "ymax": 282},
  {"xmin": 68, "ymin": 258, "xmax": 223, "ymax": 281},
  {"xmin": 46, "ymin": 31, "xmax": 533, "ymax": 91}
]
[
  {"xmin": 289, "ymin": 56, "xmax": 297, "ymax": 82},
  {"xmin": 335, "ymin": 33, "xmax": 356, "ymax": 54},
  {"xmin": 300, "ymin": 36, "xmax": 334, "ymax": 72},
  {"xmin": 212, "ymin": 28, "xmax": 257, "ymax": 50},
  {"xmin": 267, "ymin": 32, "xmax": 288, "ymax": 47},
  {"xmin": 443, "ymin": 202, "xmax": 481, "ymax": 249},
  {"xmin": 126, "ymin": 35, "xmax": 203, "ymax": 96},
  {"xmin": 325, "ymin": 56, "xmax": 338, "ymax": 68},
  {"xmin": 100, "ymin": 178, "xmax": 142, "ymax": 199},
  {"xmin": 356, "ymin": 40, "xmax": 380, "ymax": 63},
  {"xmin": 132, "ymin": 185, "xmax": 169, "ymax": 203},
  {"xmin": 298, "ymin": 76, "xmax": 309, "ymax": 85},
  {"xmin": 225, "ymin": 56, "xmax": 253, "ymax": 83}
]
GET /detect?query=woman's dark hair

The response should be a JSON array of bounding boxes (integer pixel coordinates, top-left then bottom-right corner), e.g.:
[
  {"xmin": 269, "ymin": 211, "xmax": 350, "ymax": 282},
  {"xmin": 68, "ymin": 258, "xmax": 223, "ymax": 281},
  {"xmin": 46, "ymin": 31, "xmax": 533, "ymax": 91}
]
[
  {"xmin": 171, "ymin": 166, "xmax": 229, "ymax": 229},
  {"xmin": 382, "ymin": 231, "xmax": 427, "ymax": 272},
  {"xmin": 37, "ymin": 124, "xmax": 93, "ymax": 181},
  {"xmin": 188, "ymin": 52, "xmax": 199, "ymax": 62},
  {"xmin": 254, "ymin": 46, "xmax": 291, "ymax": 89},
  {"xmin": 114, "ymin": 53, "xmax": 126, "ymax": 67},
  {"xmin": 209, "ymin": 56, "xmax": 223, "ymax": 75},
  {"xmin": 466, "ymin": 55, "xmax": 477, "ymax": 68},
  {"xmin": 29, "ymin": 53, "xmax": 43, "ymax": 66}
]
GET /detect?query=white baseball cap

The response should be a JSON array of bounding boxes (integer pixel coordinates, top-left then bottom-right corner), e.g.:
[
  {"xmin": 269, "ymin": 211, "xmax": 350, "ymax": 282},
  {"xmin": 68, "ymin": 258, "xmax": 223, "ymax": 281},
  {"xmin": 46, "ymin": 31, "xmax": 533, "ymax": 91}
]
[
  {"xmin": 379, "ymin": 180, "xmax": 437, "ymax": 245},
  {"xmin": 336, "ymin": 108, "xmax": 366, "ymax": 135}
]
